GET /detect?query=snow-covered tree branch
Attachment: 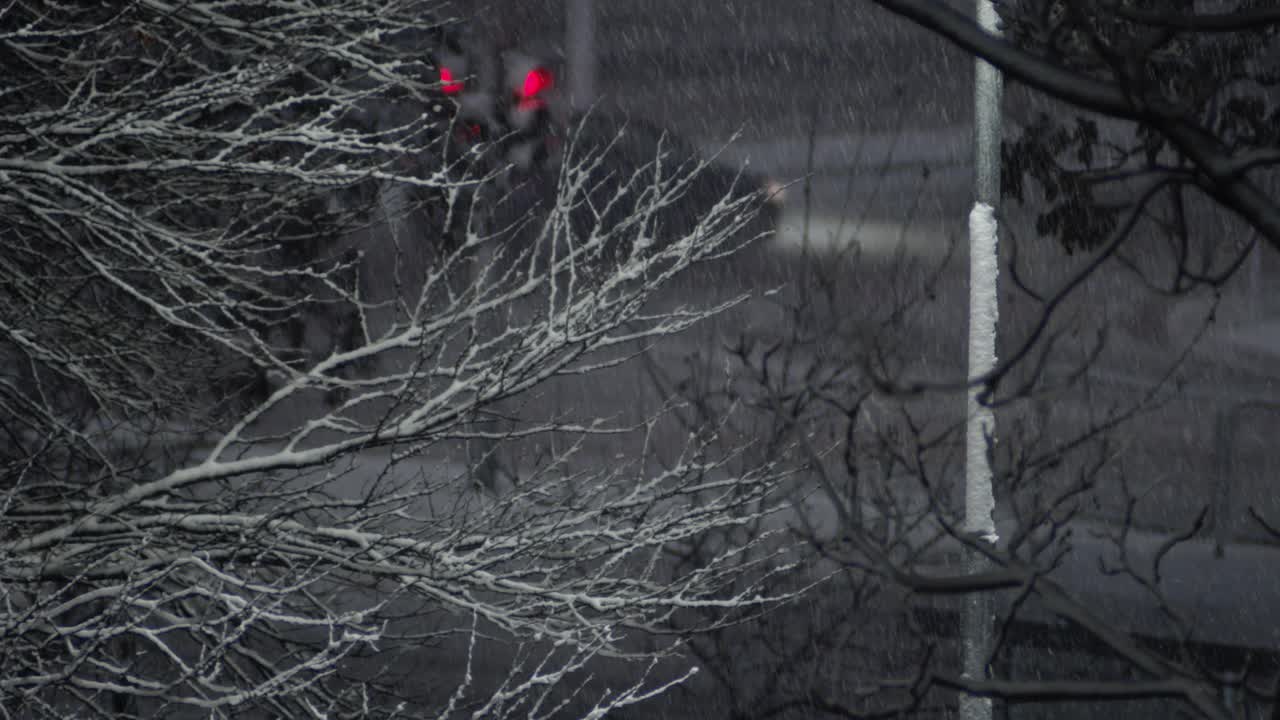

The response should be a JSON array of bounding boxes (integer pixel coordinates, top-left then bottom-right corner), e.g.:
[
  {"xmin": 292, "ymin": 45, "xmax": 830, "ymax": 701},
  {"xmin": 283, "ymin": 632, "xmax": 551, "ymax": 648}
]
[{"xmin": 0, "ymin": 2, "xmax": 793, "ymax": 717}]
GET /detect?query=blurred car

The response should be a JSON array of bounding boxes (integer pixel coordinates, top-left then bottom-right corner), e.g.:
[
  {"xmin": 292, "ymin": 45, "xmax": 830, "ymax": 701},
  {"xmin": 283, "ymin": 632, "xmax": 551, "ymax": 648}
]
[{"xmin": 431, "ymin": 28, "xmax": 780, "ymax": 264}]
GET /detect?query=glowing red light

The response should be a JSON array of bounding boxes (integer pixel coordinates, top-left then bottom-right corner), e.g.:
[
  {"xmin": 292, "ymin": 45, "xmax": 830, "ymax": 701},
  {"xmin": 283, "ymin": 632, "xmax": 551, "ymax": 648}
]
[
  {"xmin": 440, "ymin": 66, "xmax": 463, "ymax": 95},
  {"xmin": 520, "ymin": 67, "xmax": 553, "ymax": 99}
]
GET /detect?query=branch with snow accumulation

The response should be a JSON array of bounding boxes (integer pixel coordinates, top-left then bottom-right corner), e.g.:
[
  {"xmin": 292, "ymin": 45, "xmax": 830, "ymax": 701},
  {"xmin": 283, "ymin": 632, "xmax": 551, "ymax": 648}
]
[{"xmin": 0, "ymin": 2, "xmax": 792, "ymax": 717}]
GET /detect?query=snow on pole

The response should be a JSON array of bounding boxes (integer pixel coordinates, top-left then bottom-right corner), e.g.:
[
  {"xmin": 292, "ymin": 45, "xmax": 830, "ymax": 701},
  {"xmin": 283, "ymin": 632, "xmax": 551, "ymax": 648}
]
[
  {"xmin": 965, "ymin": 201, "xmax": 999, "ymax": 545},
  {"xmin": 962, "ymin": 2, "xmax": 1002, "ymax": 720}
]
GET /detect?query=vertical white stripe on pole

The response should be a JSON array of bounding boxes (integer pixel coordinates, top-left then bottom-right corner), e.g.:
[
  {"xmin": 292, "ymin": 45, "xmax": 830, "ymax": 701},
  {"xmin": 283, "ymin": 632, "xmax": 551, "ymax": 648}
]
[
  {"xmin": 961, "ymin": 2, "xmax": 1002, "ymax": 720},
  {"xmin": 965, "ymin": 201, "xmax": 1000, "ymax": 545}
]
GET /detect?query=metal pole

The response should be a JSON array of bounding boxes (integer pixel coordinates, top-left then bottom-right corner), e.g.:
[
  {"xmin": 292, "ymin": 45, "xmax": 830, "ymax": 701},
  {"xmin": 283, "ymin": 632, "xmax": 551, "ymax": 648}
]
[
  {"xmin": 961, "ymin": 2, "xmax": 1003, "ymax": 719},
  {"xmin": 565, "ymin": 0, "xmax": 595, "ymax": 112}
]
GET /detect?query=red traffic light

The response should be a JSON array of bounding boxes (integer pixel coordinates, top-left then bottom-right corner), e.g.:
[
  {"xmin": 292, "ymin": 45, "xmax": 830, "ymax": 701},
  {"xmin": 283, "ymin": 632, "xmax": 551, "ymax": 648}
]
[
  {"xmin": 520, "ymin": 67, "xmax": 553, "ymax": 100},
  {"xmin": 439, "ymin": 66, "xmax": 463, "ymax": 95}
]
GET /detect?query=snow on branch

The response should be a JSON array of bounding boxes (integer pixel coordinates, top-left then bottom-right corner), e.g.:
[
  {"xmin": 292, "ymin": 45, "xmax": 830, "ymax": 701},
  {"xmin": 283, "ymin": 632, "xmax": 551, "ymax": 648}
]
[{"xmin": 0, "ymin": 1, "xmax": 789, "ymax": 716}]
